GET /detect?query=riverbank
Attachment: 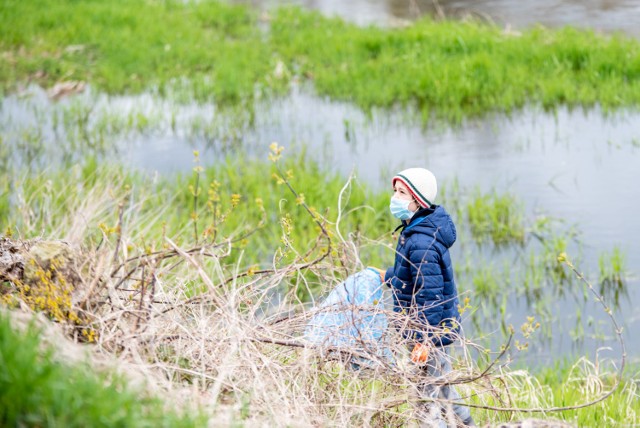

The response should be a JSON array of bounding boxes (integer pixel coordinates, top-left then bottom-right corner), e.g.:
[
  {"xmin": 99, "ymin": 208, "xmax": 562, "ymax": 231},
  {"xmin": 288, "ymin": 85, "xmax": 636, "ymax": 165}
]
[{"xmin": 1, "ymin": 135, "xmax": 637, "ymax": 426}]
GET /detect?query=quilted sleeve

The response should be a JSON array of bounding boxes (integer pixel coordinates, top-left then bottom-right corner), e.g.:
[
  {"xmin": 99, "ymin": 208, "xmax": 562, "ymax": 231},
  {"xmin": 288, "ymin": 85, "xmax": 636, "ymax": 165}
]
[{"xmin": 407, "ymin": 236, "xmax": 445, "ymax": 327}]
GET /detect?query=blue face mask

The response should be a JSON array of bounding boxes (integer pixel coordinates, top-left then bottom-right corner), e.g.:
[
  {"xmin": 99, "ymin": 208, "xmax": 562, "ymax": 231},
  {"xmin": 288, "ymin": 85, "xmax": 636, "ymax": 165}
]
[{"xmin": 389, "ymin": 197, "xmax": 414, "ymax": 220}]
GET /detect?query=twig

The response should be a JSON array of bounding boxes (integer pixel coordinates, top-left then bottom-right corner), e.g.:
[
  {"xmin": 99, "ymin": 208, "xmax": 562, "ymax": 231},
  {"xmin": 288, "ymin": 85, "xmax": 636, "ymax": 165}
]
[{"xmin": 112, "ymin": 201, "xmax": 125, "ymax": 265}]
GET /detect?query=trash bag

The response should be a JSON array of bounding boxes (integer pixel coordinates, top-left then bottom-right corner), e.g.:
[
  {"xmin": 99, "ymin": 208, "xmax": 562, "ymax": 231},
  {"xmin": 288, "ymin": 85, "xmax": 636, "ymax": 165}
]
[{"xmin": 303, "ymin": 268, "xmax": 393, "ymax": 366}]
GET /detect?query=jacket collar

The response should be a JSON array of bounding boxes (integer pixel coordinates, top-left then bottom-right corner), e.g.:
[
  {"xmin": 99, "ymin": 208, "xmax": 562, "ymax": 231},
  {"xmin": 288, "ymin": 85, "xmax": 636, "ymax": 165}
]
[{"xmin": 393, "ymin": 206, "xmax": 436, "ymax": 234}]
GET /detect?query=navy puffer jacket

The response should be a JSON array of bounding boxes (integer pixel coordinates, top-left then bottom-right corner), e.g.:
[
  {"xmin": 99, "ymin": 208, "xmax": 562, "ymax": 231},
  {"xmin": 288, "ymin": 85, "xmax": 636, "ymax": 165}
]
[{"xmin": 384, "ymin": 205, "xmax": 461, "ymax": 346}]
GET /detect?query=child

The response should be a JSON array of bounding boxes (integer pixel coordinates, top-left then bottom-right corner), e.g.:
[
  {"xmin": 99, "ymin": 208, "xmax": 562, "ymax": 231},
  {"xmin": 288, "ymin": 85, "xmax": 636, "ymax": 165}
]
[{"xmin": 380, "ymin": 167, "xmax": 475, "ymax": 427}]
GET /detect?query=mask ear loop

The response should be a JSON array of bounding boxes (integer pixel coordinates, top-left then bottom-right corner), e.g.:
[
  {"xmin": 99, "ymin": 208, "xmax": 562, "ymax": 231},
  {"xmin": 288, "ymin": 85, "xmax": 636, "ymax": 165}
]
[{"xmin": 412, "ymin": 198, "xmax": 420, "ymax": 210}]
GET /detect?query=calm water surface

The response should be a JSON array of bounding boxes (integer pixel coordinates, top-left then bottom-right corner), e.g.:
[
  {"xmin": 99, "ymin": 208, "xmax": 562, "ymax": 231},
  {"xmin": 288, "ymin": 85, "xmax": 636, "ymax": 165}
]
[{"xmin": 238, "ymin": 0, "xmax": 640, "ymax": 37}]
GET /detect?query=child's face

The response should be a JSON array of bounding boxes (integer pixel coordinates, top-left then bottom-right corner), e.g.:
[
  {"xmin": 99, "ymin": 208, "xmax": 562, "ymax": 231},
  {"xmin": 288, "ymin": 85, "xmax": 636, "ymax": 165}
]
[{"xmin": 393, "ymin": 181, "xmax": 419, "ymax": 212}]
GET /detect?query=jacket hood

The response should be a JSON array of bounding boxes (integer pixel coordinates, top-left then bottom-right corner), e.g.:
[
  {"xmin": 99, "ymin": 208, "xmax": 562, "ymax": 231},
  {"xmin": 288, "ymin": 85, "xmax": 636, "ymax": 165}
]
[{"xmin": 403, "ymin": 205, "xmax": 457, "ymax": 248}]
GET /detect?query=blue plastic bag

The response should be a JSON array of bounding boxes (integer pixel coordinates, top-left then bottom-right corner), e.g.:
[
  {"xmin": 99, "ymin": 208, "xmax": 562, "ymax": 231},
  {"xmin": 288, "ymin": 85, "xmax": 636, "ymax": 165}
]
[{"xmin": 304, "ymin": 268, "xmax": 393, "ymax": 365}]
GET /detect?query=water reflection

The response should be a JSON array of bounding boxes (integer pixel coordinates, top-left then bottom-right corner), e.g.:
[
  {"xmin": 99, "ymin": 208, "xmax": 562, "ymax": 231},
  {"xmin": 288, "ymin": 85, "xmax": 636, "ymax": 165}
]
[{"xmin": 237, "ymin": 0, "xmax": 640, "ymax": 37}]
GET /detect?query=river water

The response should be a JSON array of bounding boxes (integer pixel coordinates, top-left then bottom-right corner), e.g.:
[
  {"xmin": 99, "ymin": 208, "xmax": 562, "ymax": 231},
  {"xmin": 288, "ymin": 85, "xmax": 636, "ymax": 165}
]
[{"xmin": 238, "ymin": 0, "xmax": 640, "ymax": 37}]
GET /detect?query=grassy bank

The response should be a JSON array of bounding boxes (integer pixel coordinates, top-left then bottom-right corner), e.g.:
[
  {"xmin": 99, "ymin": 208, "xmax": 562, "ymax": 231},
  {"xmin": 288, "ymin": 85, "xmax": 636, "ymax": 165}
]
[
  {"xmin": 468, "ymin": 358, "xmax": 639, "ymax": 426},
  {"xmin": 0, "ymin": 153, "xmax": 636, "ymax": 425},
  {"xmin": 1, "ymin": 236, "xmax": 637, "ymax": 428},
  {"xmin": 2, "ymin": 0, "xmax": 640, "ymax": 121},
  {"xmin": 0, "ymin": 312, "xmax": 202, "ymax": 427},
  {"xmin": 2, "ymin": 309, "xmax": 638, "ymax": 426},
  {"xmin": 0, "ymin": 0, "xmax": 275, "ymax": 102}
]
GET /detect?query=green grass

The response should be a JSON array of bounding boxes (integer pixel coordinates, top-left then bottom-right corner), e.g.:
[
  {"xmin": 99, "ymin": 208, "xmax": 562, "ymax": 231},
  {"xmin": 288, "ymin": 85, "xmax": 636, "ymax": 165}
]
[
  {"xmin": 0, "ymin": 0, "xmax": 276, "ymax": 103},
  {"xmin": 468, "ymin": 359, "xmax": 640, "ymax": 426},
  {"xmin": 2, "ymin": 1, "xmax": 640, "ymax": 121},
  {"xmin": 465, "ymin": 189, "xmax": 526, "ymax": 246},
  {"xmin": 534, "ymin": 361, "xmax": 638, "ymax": 426},
  {"xmin": 0, "ymin": 312, "xmax": 203, "ymax": 427},
  {"xmin": 1, "ymin": 152, "xmax": 555, "ymax": 275},
  {"xmin": 270, "ymin": 8, "xmax": 640, "ymax": 121},
  {"xmin": 470, "ymin": 264, "xmax": 502, "ymax": 304},
  {"xmin": 598, "ymin": 246, "xmax": 628, "ymax": 304}
]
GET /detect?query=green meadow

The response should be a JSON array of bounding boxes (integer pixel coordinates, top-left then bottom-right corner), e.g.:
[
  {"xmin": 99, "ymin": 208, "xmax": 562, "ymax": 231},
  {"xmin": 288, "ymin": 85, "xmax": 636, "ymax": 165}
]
[{"xmin": 1, "ymin": 0, "xmax": 639, "ymax": 426}]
